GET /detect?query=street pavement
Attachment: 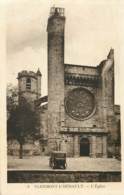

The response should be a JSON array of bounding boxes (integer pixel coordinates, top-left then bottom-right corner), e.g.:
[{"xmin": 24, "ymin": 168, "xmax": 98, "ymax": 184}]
[{"xmin": 8, "ymin": 155, "xmax": 121, "ymax": 172}]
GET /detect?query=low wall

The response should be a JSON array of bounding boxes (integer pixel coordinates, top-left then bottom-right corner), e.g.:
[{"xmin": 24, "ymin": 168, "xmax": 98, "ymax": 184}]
[{"xmin": 8, "ymin": 170, "xmax": 121, "ymax": 183}]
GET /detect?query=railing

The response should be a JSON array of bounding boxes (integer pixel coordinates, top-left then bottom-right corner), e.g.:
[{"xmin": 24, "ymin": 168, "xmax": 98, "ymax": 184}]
[
  {"xmin": 60, "ymin": 127, "xmax": 108, "ymax": 133},
  {"xmin": 50, "ymin": 7, "xmax": 65, "ymax": 17}
]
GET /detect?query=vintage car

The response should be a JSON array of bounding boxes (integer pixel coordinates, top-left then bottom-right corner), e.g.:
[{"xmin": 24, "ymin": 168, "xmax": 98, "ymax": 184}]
[{"xmin": 49, "ymin": 151, "xmax": 67, "ymax": 169}]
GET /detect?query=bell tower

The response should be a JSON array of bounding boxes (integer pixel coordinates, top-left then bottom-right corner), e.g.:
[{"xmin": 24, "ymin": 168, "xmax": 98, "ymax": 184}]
[
  {"xmin": 18, "ymin": 69, "xmax": 42, "ymax": 105},
  {"xmin": 47, "ymin": 7, "xmax": 65, "ymax": 152}
]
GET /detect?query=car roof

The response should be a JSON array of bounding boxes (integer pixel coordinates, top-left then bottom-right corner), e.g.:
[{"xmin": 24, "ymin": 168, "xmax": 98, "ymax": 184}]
[{"xmin": 51, "ymin": 151, "xmax": 66, "ymax": 154}]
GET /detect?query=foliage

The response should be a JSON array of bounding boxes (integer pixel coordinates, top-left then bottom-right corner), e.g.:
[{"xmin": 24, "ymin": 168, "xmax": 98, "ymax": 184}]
[
  {"xmin": 7, "ymin": 84, "xmax": 41, "ymax": 158},
  {"xmin": 7, "ymin": 83, "xmax": 18, "ymax": 113},
  {"xmin": 8, "ymin": 99, "xmax": 39, "ymax": 138}
]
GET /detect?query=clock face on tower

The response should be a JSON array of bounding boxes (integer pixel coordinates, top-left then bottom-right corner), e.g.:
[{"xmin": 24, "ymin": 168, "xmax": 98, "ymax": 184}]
[{"xmin": 65, "ymin": 88, "xmax": 95, "ymax": 121}]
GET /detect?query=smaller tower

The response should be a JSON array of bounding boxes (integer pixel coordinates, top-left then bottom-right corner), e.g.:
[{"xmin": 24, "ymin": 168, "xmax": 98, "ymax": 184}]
[
  {"xmin": 100, "ymin": 49, "xmax": 116, "ymax": 140},
  {"xmin": 17, "ymin": 69, "xmax": 42, "ymax": 105}
]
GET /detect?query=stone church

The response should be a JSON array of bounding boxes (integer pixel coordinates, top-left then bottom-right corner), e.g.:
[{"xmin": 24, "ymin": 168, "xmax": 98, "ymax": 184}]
[{"xmin": 17, "ymin": 7, "xmax": 120, "ymax": 158}]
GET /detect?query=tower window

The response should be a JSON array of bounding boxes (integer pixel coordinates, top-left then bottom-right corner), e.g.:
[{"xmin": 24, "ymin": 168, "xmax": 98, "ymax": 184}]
[{"xmin": 26, "ymin": 78, "xmax": 31, "ymax": 89}]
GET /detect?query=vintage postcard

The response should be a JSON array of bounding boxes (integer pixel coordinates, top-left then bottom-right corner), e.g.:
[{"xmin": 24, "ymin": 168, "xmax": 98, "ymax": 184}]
[{"xmin": 0, "ymin": 0, "xmax": 124, "ymax": 194}]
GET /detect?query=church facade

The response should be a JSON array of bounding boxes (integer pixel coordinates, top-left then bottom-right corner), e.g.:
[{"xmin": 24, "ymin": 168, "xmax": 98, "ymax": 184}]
[{"xmin": 17, "ymin": 7, "xmax": 120, "ymax": 158}]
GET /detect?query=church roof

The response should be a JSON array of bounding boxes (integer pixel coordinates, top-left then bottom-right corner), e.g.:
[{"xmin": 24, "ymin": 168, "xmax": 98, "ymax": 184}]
[
  {"xmin": 65, "ymin": 64, "xmax": 97, "ymax": 69},
  {"xmin": 35, "ymin": 95, "xmax": 48, "ymax": 107}
]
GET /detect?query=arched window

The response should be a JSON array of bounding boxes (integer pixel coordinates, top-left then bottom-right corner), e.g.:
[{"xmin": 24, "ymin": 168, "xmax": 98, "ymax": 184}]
[{"xmin": 26, "ymin": 78, "xmax": 31, "ymax": 89}]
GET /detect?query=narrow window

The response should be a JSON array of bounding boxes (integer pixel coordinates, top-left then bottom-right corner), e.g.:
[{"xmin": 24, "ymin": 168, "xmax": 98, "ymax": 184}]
[{"xmin": 26, "ymin": 78, "xmax": 31, "ymax": 89}]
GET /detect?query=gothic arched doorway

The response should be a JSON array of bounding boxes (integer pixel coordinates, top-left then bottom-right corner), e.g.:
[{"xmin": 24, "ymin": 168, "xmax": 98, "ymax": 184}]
[{"xmin": 80, "ymin": 137, "xmax": 90, "ymax": 156}]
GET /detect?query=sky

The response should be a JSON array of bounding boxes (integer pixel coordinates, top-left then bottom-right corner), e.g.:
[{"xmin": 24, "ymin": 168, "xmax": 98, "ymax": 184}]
[{"xmin": 7, "ymin": 0, "xmax": 124, "ymax": 104}]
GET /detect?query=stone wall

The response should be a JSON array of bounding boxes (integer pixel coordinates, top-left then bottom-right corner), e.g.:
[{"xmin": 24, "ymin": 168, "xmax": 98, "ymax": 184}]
[
  {"xmin": 39, "ymin": 104, "xmax": 48, "ymax": 155},
  {"xmin": 65, "ymin": 64, "xmax": 98, "ymax": 75},
  {"xmin": 8, "ymin": 170, "xmax": 121, "ymax": 183},
  {"xmin": 7, "ymin": 140, "xmax": 41, "ymax": 156}
]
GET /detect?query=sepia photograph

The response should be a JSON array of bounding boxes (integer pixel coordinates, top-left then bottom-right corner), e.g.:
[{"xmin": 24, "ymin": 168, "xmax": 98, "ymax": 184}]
[{"xmin": 5, "ymin": 0, "xmax": 122, "ymax": 186}]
